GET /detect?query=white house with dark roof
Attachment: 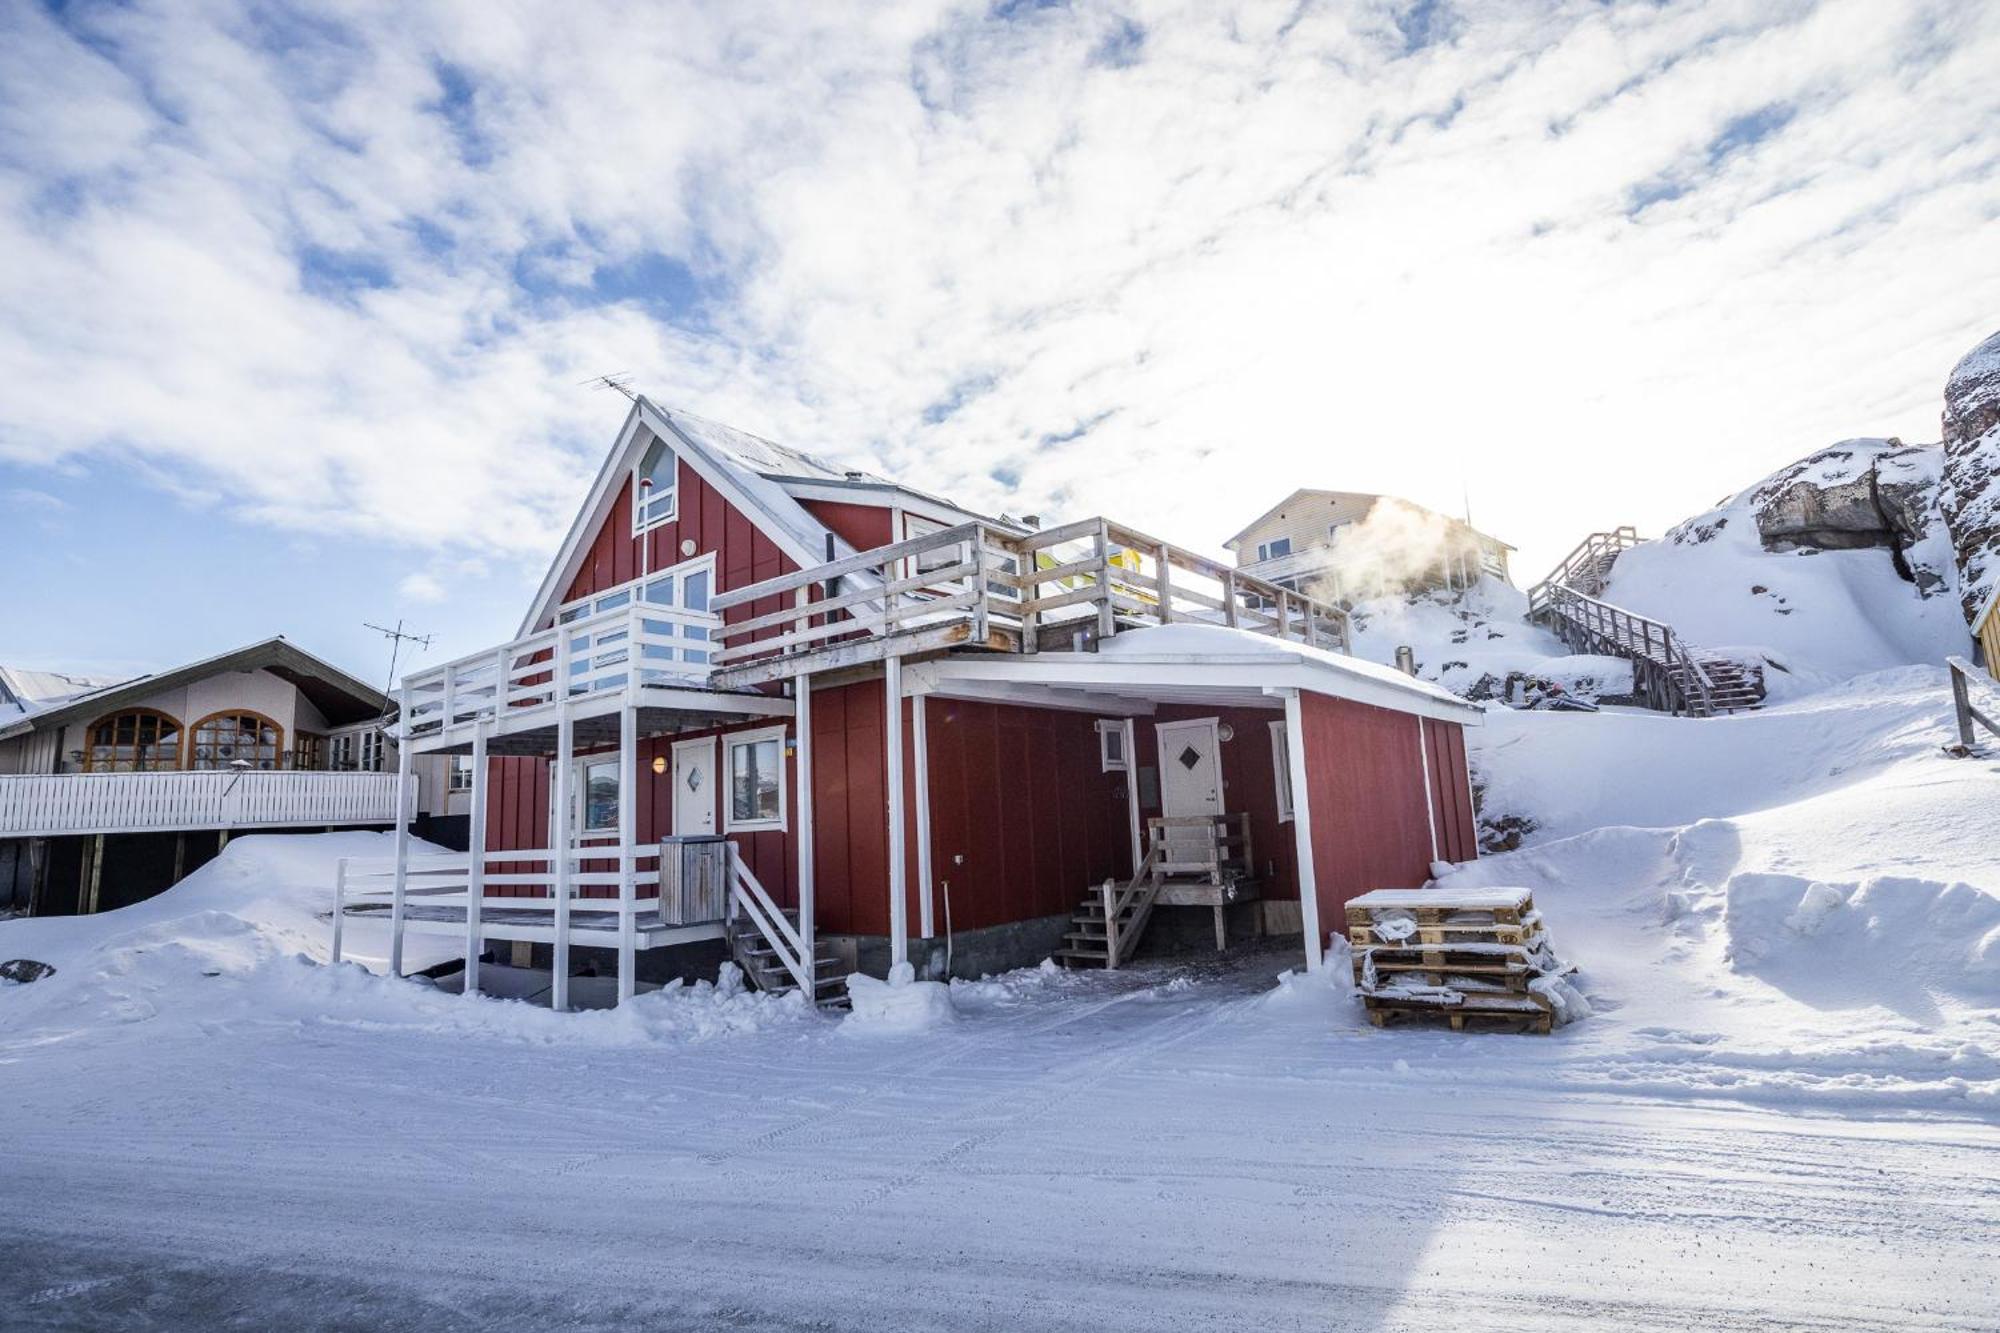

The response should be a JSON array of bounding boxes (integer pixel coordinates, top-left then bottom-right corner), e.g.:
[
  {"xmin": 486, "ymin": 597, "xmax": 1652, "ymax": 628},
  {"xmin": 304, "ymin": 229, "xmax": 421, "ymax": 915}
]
[{"xmin": 0, "ymin": 637, "xmax": 435, "ymax": 916}]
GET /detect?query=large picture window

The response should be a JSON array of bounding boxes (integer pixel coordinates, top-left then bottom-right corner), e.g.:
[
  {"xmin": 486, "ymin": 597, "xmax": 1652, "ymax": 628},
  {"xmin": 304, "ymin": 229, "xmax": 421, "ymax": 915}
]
[
  {"xmin": 725, "ymin": 726, "xmax": 786, "ymax": 832},
  {"xmin": 83, "ymin": 709, "xmax": 181, "ymax": 772},
  {"xmin": 189, "ymin": 711, "xmax": 283, "ymax": 770}
]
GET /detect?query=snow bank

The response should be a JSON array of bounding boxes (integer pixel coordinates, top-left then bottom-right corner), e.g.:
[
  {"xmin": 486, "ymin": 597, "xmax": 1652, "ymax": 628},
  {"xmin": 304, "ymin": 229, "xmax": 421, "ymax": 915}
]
[{"xmin": 843, "ymin": 962, "xmax": 958, "ymax": 1034}]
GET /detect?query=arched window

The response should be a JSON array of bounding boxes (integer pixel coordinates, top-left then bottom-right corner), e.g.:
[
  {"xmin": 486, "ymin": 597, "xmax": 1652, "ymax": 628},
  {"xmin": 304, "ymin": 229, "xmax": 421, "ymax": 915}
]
[
  {"xmin": 188, "ymin": 711, "xmax": 284, "ymax": 770},
  {"xmin": 83, "ymin": 709, "xmax": 182, "ymax": 772}
]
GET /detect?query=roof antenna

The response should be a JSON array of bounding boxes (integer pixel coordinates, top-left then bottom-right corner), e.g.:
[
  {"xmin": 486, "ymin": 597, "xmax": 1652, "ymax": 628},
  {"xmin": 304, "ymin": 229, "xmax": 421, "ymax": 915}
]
[
  {"xmin": 364, "ymin": 618, "xmax": 434, "ymax": 727},
  {"xmin": 581, "ymin": 371, "xmax": 639, "ymax": 402}
]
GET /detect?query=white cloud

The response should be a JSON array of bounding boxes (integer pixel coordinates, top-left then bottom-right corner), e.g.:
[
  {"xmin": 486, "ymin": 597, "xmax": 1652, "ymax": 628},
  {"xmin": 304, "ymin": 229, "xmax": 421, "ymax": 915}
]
[
  {"xmin": 0, "ymin": 0, "xmax": 1996, "ymax": 583},
  {"xmin": 397, "ymin": 572, "xmax": 447, "ymax": 604}
]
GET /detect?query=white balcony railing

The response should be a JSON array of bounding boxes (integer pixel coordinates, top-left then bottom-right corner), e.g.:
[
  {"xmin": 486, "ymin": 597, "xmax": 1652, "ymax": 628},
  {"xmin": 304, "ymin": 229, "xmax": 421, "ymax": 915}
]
[
  {"xmin": 402, "ymin": 600, "xmax": 720, "ymax": 741},
  {"xmin": 0, "ymin": 771, "xmax": 412, "ymax": 837}
]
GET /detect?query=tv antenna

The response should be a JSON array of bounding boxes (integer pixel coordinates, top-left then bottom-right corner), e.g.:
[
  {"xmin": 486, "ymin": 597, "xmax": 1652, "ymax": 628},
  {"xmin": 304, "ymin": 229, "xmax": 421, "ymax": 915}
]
[
  {"xmin": 365, "ymin": 618, "xmax": 434, "ymax": 724},
  {"xmin": 581, "ymin": 371, "xmax": 638, "ymax": 401}
]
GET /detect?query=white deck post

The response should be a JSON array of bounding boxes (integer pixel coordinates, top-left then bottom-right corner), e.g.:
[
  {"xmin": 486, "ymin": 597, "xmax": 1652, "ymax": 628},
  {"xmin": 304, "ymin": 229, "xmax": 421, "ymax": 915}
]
[
  {"xmin": 885, "ymin": 656, "xmax": 908, "ymax": 970},
  {"xmin": 388, "ymin": 708, "xmax": 413, "ymax": 978},
  {"xmin": 1122, "ymin": 717, "xmax": 1142, "ymax": 876},
  {"xmin": 616, "ymin": 704, "xmax": 638, "ymax": 1005},
  {"xmin": 1282, "ymin": 690, "xmax": 1325, "ymax": 972},
  {"xmin": 1416, "ymin": 716, "xmax": 1439, "ymax": 865},
  {"xmin": 463, "ymin": 724, "xmax": 488, "ymax": 997},
  {"xmin": 795, "ymin": 672, "xmax": 816, "ymax": 994},
  {"xmin": 913, "ymin": 690, "xmax": 934, "ymax": 940},
  {"xmin": 552, "ymin": 705, "xmax": 574, "ymax": 1013}
]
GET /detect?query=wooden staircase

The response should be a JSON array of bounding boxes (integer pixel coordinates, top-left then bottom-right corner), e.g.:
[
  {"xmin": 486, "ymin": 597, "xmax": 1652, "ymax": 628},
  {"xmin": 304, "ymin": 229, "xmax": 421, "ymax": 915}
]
[
  {"xmin": 728, "ymin": 907, "xmax": 853, "ymax": 1007},
  {"xmin": 1057, "ymin": 815, "xmax": 1253, "ymax": 968},
  {"xmin": 1527, "ymin": 530, "xmax": 1764, "ymax": 718}
]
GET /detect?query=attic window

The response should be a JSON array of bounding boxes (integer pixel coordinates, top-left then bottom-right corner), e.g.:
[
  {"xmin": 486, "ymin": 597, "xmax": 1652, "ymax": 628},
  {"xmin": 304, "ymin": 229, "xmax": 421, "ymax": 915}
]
[{"xmin": 634, "ymin": 435, "xmax": 678, "ymax": 532}]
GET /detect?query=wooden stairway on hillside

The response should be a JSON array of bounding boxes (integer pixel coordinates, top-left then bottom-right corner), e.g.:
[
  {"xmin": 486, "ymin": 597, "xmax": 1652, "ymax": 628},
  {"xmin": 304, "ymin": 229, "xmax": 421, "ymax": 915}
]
[
  {"xmin": 1527, "ymin": 530, "xmax": 1764, "ymax": 718},
  {"xmin": 1058, "ymin": 815, "xmax": 1255, "ymax": 968}
]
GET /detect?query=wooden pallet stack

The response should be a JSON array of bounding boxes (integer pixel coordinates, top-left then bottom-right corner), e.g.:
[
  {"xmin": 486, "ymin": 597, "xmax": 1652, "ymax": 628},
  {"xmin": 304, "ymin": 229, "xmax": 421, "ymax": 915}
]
[{"xmin": 1345, "ymin": 886, "xmax": 1576, "ymax": 1034}]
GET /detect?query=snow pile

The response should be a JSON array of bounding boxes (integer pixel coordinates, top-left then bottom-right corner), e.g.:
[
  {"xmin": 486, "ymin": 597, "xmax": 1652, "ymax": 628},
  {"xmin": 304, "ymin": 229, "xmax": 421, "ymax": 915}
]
[
  {"xmin": 1345, "ymin": 577, "xmax": 1634, "ymax": 703},
  {"xmin": 843, "ymin": 961, "xmax": 959, "ymax": 1033}
]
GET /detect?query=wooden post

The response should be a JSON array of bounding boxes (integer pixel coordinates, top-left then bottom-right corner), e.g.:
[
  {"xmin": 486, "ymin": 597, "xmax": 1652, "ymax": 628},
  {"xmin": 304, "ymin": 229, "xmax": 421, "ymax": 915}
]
[
  {"xmin": 552, "ymin": 704, "xmax": 574, "ymax": 1013},
  {"xmin": 1095, "ymin": 521, "xmax": 1117, "ymax": 642},
  {"xmin": 1155, "ymin": 545, "xmax": 1173, "ymax": 624},
  {"xmin": 1101, "ymin": 879, "xmax": 1119, "ymax": 969},
  {"xmin": 885, "ymin": 656, "xmax": 908, "ymax": 970},
  {"xmin": 1952, "ymin": 665, "xmax": 1976, "ymax": 747},
  {"xmin": 795, "ymin": 672, "xmax": 816, "ymax": 996},
  {"xmin": 171, "ymin": 832, "xmax": 186, "ymax": 886},
  {"xmin": 83, "ymin": 832, "xmax": 103, "ymax": 912},
  {"xmin": 1283, "ymin": 690, "xmax": 1324, "ymax": 971},
  {"xmin": 331, "ymin": 858, "xmax": 347, "ymax": 964},
  {"xmin": 389, "ymin": 721, "xmax": 413, "ymax": 977},
  {"xmin": 616, "ymin": 704, "xmax": 637, "ymax": 1005},
  {"xmin": 1019, "ymin": 529, "xmax": 1039, "ymax": 654},
  {"xmin": 463, "ymin": 724, "xmax": 488, "ymax": 998},
  {"xmin": 913, "ymin": 691, "xmax": 934, "ymax": 940},
  {"xmin": 1222, "ymin": 569, "xmax": 1239, "ymax": 629}
]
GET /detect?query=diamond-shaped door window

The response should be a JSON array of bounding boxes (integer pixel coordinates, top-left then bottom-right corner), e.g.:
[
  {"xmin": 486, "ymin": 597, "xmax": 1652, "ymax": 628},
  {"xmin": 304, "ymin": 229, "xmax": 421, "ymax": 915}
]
[
  {"xmin": 685, "ymin": 768, "xmax": 703, "ymax": 792},
  {"xmin": 1177, "ymin": 745, "xmax": 1202, "ymax": 771}
]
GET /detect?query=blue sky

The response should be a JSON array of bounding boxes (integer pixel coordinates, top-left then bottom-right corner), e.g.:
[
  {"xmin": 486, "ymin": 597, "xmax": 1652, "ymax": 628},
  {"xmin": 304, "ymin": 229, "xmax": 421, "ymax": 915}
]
[{"xmin": 2, "ymin": 0, "xmax": 1997, "ymax": 684}]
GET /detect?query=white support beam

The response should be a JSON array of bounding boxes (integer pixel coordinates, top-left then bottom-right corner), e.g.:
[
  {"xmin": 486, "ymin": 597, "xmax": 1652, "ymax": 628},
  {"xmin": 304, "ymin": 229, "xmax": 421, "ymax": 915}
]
[
  {"xmin": 1122, "ymin": 717, "xmax": 1142, "ymax": 877},
  {"xmin": 1416, "ymin": 716, "xmax": 1439, "ymax": 865},
  {"xmin": 1282, "ymin": 690, "xmax": 1324, "ymax": 972},
  {"xmin": 913, "ymin": 691, "xmax": 934, "ymax": 939},
  {"xmin": 552, "ymin": 704, "xmax": 574, "ymax": 1013},
  {"xmin": 463, "ymin": 724, "xmax": 489, "ymax": 997},
  {"xmin": 388, "ymin": 702, "xmax": 413, "ymax": 978},
  {"xmin": 616, "ymin": 705, "xmax": 638, "ymax": 1005},
  {"xmin": 885, "ymin": 656, "xmax": 908, "ymax": 969},
  {"xmin": 795, "ymin": 672, "xmax": 816, "ymax": 994}
]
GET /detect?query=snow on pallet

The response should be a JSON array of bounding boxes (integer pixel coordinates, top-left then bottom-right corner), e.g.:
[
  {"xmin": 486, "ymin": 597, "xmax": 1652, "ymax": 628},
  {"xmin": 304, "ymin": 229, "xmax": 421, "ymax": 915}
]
[{"xmin": 1345, "ymin": 886, "xmax": 1583, "ymax": 1035}]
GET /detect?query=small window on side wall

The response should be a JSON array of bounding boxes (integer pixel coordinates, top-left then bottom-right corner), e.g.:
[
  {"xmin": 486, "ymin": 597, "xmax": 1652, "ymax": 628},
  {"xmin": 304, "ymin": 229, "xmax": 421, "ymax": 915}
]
[
  {"xmin": 1095, "ymin": 719, "xmax": 1128, "ymax": 772},
  {"xmin": 1269, "ymin": 720, "xmax": 1294, "ymax": 822},
  {"xmin": 633, "ymin": 434, "xmax": 678, "ymax": 532},
  {"xmin": 725, "ymin": 725, "xmax": 787, "ymax": 832}
]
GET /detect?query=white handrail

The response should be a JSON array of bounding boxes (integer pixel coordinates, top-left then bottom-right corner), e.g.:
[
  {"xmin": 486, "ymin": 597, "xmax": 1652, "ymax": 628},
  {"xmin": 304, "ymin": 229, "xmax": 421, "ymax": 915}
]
[{"xmin": 728, "ymin": 848, "xmax": 812, "ymax": 994}]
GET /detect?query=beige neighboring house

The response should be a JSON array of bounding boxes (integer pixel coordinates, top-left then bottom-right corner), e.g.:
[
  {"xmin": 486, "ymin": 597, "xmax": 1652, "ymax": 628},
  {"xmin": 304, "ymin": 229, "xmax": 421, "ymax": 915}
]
[
  {"xmin": 0, "ymin": 637, "xmax": 460, "ymax": 917},
  {"xmin": 1224, "ymin": 489, "xmax": 1514, "ymax": 604}
]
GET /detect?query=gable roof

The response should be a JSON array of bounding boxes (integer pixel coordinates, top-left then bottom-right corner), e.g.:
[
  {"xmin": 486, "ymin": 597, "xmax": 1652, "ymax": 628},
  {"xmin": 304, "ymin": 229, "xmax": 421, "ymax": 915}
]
[
  {"xmin": 0, "ymin": 637, "xmax": 392, "ymax": 742},
  {"xmin": 520, "ymin": 398, "xmax": 1023, "ymax": 636}
]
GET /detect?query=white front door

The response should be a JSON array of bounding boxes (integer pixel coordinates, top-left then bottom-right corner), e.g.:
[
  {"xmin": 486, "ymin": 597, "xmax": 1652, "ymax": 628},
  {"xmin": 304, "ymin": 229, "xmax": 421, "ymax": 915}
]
[
  {"xmin": 672, "ymin": 737, "xmax": 717, "ymax": 835},
  {"xmin": 1155, "ymin": 718, "xmax": 1224, "ymax": 818}
]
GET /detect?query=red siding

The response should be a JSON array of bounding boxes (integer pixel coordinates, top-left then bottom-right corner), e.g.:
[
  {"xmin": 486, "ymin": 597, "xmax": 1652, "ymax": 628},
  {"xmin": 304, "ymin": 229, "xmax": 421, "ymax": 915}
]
[
  {"xmin": 800, "ymin": 499, "xmax": 893, "ymax": 554},
  {"xmin": 1296, "ymin": 694, "xmax": 1440, "ymax": 931},
  {"xmin": 921, "ymin": 699, "xmax": 1128, "ymax": 932},
  {"xmin": 1423, "ymin": 716, "xmax": 1477, "ymax": 863}
]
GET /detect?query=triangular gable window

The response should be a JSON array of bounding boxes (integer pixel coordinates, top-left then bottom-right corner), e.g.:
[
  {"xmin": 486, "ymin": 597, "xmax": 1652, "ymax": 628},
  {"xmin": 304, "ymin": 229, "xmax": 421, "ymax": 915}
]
[{"xmin": 634, "ymin": 434, "xmax": 678, "ymax": 532}]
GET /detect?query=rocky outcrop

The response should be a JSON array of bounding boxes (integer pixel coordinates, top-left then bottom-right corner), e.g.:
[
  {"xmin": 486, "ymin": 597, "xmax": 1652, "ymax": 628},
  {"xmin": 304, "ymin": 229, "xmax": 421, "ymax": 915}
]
[
  {"xmin": 0, "ymin": 958, "xmax": 55, "ymax": 984},
  {"xmin": 1749, "ymin": 438, "xmax": 1954, "ymax": 597},
  {"xmin": 1940, "ymin": 329, "xmax": 2000, "ymax": 629}
]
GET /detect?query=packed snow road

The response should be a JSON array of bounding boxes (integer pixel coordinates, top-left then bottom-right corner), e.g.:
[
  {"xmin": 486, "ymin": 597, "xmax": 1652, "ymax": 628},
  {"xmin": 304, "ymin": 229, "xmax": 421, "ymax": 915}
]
[{"xmin": 2, "ymin": 945, "xmax": 1993, "ymax": 1333}]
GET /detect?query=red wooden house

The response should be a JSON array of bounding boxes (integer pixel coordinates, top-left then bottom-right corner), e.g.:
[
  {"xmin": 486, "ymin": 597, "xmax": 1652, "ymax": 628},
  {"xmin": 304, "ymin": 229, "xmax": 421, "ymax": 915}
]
[{"xmin": 335, "ymin": 399, "xmax": 1481, "ymax": 1009}]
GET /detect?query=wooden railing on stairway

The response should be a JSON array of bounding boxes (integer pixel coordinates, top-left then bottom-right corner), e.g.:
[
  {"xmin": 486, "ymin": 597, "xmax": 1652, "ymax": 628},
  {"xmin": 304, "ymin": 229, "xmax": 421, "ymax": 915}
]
[
  {"xmin": 1536, "ymin": 527, "xmax": 1643, "ymax": 599},
  {"xmin": 1100, "ymin": 842, "xmax": 1162, "ymax": 969},
  {"xmin": 1947, "ymin": 656, "xmax": 2000, "ymax": 751},
  {"xmin": 1527, "ymin": 583, "xmax": 1719, "ymax": 716},
  {"xmin": 727, "ymin": 848, "xmax": 813, "ymax": 995},
  {"xmin": 707, "ymin": 517, "xmax": 1351, "ymax": 687}
]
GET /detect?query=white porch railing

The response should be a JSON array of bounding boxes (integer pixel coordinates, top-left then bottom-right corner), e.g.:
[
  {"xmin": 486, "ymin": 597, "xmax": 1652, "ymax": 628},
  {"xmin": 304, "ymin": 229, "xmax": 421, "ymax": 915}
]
[
  {"xmin": 0, "ymin": 771, "xmax": 411, "ymax": 837},
  {"xmin": 401, "ymin": 600, "xmax": 721, "ymax": 741}
]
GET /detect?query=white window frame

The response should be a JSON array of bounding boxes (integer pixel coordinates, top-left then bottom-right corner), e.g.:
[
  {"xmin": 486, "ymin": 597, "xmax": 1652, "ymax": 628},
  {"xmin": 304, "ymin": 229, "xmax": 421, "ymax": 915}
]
[
  {"xmin": 553, "ymin": 754, "xmax": 623, "ymax": 842},
  {"xmin": 1256, "ymin": 537, "xmax": 1292, "ymax": 562},
  {"xmin": 1269, "ymin": 720, "xmax": 1294, "ymax": 822},
  {"xmin": 1095, "ymin": 718, "xmax": 1128, "ymax": 772},
  {"xmin": 723, "ymin": 724, "xmax": 789, "ymax": 833},
  {"xmin": 632, "ymin": 433, "xmax": 679, "ymax": 534},
  {"xmin": 448, "ymin": 755, "xmax": 474, "ymax": 793}
]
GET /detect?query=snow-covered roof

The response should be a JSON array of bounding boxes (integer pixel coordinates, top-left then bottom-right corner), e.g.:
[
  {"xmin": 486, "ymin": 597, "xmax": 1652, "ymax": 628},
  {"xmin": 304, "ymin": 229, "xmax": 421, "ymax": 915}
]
[
  {"xmin": 1098, "ymin": 623, "xmax": 1481, "ymax": 718},
  {"xmin": 0, "ymin": 665, "xmax": 126, "ymax": 714}
]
